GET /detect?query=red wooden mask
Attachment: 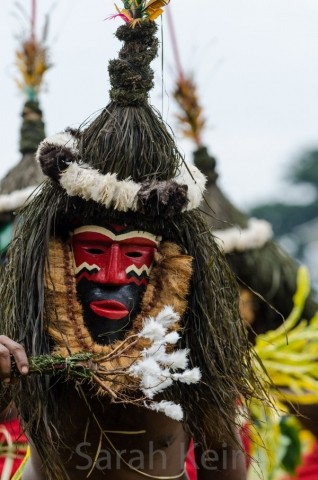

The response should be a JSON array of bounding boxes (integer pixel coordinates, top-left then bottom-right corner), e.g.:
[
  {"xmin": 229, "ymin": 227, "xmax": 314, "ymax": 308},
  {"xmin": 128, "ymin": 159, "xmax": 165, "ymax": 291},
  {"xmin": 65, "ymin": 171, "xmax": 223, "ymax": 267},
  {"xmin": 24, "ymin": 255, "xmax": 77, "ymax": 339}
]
[
  {"xmin": 72, "ymin": 225, "xmax": 159, "ymax": 287},
  {"xmin": 71, "ymin": 225, "xmax": 160, "ymax": 345}
]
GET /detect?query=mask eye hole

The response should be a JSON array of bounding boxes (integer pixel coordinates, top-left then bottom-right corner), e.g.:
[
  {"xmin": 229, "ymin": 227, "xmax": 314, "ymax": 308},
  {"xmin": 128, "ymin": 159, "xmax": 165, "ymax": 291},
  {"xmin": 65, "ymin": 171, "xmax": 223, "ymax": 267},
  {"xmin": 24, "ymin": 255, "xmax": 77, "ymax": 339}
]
[
  {"xmin": 85, "ymin": 248, "xmax": 104, "ymax": 255},
  {"xmin": 126, "ymin": 252, "xmax": 143, "ymax": 258}
]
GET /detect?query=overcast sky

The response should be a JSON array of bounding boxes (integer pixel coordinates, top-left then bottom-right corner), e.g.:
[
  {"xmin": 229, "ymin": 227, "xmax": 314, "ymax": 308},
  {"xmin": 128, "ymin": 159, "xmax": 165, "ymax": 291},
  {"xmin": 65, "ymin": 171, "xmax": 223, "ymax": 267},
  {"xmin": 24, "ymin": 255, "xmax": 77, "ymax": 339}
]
[{"xmin": 1, "ymin": 0, "xmax": 318, "ymax": 210}]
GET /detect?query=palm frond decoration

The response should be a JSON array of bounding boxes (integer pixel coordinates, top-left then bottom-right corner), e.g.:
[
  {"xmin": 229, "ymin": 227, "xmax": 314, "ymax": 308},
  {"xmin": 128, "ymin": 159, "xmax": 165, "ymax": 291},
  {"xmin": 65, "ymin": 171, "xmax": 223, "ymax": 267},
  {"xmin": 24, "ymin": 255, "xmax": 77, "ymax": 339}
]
[
  {"xmin": 254, "ymin": 265, "xmax": 318, "ymax": 405},
  {"xmin": 247, "ymin": 265, "xmax": 318, "ymax": 478}
]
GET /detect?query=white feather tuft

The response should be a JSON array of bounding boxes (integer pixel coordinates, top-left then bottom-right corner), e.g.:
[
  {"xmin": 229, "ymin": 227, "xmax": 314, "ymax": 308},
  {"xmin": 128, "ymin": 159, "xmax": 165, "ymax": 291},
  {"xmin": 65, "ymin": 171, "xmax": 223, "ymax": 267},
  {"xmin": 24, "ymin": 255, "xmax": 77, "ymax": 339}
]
[
  {"xmin": 141, "ymin": 375, "xmax": 173, "ymax": 398},
  {"xmin": 161, "ymin": 349, "xmax": 189, "ymax": 370},
  {"xmin": 146, "ymin": 401, "xmax": 184, "ymax": 421},
  {"xmin": 129, "ymin": 357, "xmax": 162, "ymax": 378},
  {"xmin": 142, "ymin": 344, "xmax": 166, "ymax": 361},
  {"xmin": 128, "ymin": 307, "xmax": 201, "ymax": 419},
  {"xmin": 161, "ymin": 331, "xmax": 180, "ymax": 345},
  {"xmin": 172, "ymin": 367, "xmax": 202, "ymax": 384},
  {"xmin": 155, "ymin": 306, "xmax": 180, "ymax": 327},
  {"xmin": 139, "ymin": 318, "xmax": 166, "ymax": 341}
]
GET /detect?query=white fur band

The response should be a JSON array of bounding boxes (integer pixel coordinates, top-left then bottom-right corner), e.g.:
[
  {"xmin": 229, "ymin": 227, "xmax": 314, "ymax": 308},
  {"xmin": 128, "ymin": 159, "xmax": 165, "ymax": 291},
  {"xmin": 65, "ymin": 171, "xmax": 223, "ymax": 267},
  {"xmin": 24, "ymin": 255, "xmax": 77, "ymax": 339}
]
[
  {"xmin": 213, "ymin": 218, "xmax": 273, "ymax": 253},
  {"xmin": 0, "ymin": 186, "xmax": 40, "ymax": 213},
  {"xmin": 36, "ymin": 132, "xmax": 207, "ymax": 213}
]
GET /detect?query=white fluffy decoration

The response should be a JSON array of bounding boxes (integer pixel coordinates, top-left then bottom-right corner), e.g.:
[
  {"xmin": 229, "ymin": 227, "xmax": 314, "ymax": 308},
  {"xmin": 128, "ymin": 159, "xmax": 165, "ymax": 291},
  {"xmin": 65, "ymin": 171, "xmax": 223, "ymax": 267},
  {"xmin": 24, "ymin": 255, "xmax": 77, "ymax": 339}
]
[
  {"xmin": 128, "ymin": 306, "xmax": 201, "ymax": 421},
  {"xmin": 213, "ymin": 218, "xmax": 273, "ymax": 253},
  {"xmin": 60, "ymin": 161, "xmax": 205, "ymax": 212},
  {"xmin": 0, "ymin": 185, "xmax": 40, "ymax": 213},
  {"xmin": 145, "ymin": 401, "xmax": 183, "ymax": 422},
  {"xmin": 174, "ymin": 163, "xmax": 207, "ymax": 210},
  {"xmin": 37, "ymin": 132, "xmax": 207, "ymax": 213},
  {"xmin": 59, "ymin": 163, "xmax": 140, "ymax": 212}
]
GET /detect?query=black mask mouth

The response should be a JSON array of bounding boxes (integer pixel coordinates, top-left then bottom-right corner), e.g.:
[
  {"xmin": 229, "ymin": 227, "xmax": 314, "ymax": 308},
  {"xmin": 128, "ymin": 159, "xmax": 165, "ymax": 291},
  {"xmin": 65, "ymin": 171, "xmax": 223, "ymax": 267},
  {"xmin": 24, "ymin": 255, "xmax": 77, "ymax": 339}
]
[{"xmin": 76, "ymin": 278, "xmax": 146, "ymax": 345}]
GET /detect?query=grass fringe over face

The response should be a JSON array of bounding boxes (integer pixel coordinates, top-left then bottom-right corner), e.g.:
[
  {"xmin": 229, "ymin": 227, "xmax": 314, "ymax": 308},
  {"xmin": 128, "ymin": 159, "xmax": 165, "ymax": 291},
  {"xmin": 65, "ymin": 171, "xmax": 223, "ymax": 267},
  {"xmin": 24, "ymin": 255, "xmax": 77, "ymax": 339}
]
[{"xmin": 0, "ymin": 182, "xmax": 266, "ymax": 478}]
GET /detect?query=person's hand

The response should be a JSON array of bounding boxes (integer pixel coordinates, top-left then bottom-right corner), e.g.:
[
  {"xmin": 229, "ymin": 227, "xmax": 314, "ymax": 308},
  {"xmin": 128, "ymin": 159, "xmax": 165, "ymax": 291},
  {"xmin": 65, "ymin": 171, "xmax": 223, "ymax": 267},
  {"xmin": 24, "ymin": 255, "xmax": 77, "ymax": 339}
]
[{"xmin": 0, "ymin": 336, "xmax": 29, "ymax": 384}]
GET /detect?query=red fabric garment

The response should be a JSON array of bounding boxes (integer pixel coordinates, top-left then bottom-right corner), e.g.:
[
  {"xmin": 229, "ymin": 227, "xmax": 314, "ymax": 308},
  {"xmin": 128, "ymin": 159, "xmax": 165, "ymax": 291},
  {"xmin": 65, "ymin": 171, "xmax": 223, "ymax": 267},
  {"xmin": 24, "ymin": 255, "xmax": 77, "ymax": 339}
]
[
  {"xmin": 0, "ymin": 418, "xmax": 28, "ymax": 478},
  {"xmin": 185, "ymin": 440, "xmax": 197, "ymax": 480},
  {"xmin": 240, "ymin": 421, "xmax": 252, "ymax": 469}
]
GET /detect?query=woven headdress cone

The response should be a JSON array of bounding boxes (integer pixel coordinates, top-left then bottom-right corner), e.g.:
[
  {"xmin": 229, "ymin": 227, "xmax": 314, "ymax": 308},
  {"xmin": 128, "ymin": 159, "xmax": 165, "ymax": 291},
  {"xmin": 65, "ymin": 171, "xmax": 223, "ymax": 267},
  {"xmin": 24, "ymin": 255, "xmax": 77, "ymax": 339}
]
[{"xmin": 80, "ymin": 21, "xmax": 181, "ymax": 183}]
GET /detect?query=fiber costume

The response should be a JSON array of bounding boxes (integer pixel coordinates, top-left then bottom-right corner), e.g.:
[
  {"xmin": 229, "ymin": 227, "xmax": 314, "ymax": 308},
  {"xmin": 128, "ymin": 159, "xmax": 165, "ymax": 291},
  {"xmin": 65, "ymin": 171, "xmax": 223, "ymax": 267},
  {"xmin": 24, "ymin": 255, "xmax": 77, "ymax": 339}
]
[{"xmin": 1, "ymin": 2, "xmax": 263, "ymax": 478}]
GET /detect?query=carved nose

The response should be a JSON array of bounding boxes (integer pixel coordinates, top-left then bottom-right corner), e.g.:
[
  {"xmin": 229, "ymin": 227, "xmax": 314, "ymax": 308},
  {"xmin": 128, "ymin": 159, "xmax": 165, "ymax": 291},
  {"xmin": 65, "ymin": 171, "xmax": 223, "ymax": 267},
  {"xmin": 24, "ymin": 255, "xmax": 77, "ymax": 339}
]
[{"xmin": 102, "ymin": 244, "xmax": 126, "ymax": 285}]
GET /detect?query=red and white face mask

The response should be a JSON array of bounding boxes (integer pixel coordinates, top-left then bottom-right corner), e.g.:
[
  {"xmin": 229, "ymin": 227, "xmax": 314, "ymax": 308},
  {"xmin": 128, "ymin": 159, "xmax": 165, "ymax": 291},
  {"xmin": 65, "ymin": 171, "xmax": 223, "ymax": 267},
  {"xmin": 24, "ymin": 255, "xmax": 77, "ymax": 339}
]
[
  {"xmin": 71, "ymin": 225, "xmax": 160, "ymax": 346},
  {"xmin": 72, "ymin": 225, "xmax": 159, "ymax": 287}
]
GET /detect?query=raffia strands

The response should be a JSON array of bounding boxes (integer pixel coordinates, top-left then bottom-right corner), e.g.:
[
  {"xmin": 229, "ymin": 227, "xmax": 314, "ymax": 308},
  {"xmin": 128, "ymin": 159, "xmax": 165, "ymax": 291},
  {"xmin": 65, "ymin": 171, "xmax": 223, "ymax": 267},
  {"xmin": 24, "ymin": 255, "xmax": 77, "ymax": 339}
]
[
  {"xmin": 79, "ymin": 22, "xmax": 181, "ymax": 182},
  {"xmin": 80, "ymin": 103, "xmax": 181, "ymax": 182}
]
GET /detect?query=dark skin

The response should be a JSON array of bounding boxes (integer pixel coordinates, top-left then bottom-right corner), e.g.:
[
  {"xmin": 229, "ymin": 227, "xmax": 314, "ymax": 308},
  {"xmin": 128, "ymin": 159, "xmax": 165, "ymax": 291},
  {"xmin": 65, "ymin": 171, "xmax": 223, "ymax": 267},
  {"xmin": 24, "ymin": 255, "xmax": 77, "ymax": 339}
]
[{"xmin": 0, "ymin": 336, "xmax": 246, "ymax": 480}]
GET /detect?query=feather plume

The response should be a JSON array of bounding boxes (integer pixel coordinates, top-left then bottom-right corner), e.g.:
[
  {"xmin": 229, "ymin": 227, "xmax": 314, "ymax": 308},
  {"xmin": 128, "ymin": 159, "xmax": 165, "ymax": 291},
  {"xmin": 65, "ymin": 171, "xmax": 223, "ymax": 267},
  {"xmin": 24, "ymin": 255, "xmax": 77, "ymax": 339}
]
[
  {"xmin": 174, "ymin": 75, "xmax": 206, "ymax": 148},
  {"xmin": 15, "ymin": 7, "xmax": 52, "ymax": 101},
  {"xmin": 113, "ymin": 0, "xmax": 170, "ymax": 25}
]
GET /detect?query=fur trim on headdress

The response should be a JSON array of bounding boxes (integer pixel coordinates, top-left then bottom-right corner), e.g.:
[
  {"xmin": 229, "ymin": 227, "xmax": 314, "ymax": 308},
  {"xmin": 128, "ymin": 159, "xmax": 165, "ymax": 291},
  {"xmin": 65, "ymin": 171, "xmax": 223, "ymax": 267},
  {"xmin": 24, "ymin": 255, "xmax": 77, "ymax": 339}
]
[
  {"xmin": 213, "ymin": 218, "xmax": 273, "ymax": 253},
  {"xmin": 35, "ymin": 132, "xmax": 80, "ymax": 181},
  {"xmin": 36, "ymin": 132, "xmax": 206, "ymax": 215},
  {"xmin": 0, "ymin": 185, "xmax": 39, "ymax": 213}
]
